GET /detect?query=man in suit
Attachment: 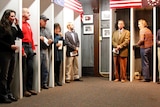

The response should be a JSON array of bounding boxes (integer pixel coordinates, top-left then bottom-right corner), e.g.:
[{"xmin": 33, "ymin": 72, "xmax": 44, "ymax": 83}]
[
  {"xmin": 65, "ymin": 22, "xmax": 82, "ymax": 83},
  {"xmin": 112, "ymin": 20, "xmax": 130, "ymax": 83}
]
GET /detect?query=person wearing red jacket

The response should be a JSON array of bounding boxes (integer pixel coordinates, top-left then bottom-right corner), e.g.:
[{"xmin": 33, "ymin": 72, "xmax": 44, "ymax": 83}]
[{"xmin": 22, "ymin": 8, "xmax": 37, "ymax": 97}]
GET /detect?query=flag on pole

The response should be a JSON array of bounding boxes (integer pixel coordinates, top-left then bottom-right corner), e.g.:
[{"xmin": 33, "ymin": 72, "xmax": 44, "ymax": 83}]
[
  {"xmin": 110, "ymin": 0, "xmax": 142, "ymax": 9},
  {"xmin": 53, "ymin": 0, "xmax": 83, "ymax": 15}
]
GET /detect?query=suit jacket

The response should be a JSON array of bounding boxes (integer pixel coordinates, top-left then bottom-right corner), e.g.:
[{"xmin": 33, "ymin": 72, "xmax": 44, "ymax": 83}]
[
  {"xmin": 112, "ymin": 29, "xmax": 130, "ymax": 57},
  {"xmin": 65, "ymin": 31, "xmax": 79, "ymax": 57}
]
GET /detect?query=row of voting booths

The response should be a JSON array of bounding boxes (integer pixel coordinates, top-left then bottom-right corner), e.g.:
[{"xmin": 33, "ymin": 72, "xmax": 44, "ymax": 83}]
[{"xmin": 0, "ymin": 0, "xmax": 82, "ymax": 99}]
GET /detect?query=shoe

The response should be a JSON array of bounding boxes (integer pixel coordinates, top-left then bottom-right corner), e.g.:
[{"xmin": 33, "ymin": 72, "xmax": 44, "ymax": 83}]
[
  {"xmin": 24, "ymin": 91, "xmax": 31, "ymax": 97},
  {"xmin": 141, "ymin": 79, "xmax": 150, "ymax": 82},
  {"xmin": 42, "ymin": 85, "xmax": 49, "ymax": 89},
  {"xmin": 74, "ymin": 79, "xmax": 83, "ymax": 81},
  {"xmin": 8, "ymin": 94, "xmax": 18, "ymax": 101},
  {"xmin": 114, "ymin": 79, "xmax": 119, "ymax": 82},
  {"xmin": 55, "ymin": 83, "xmax": 58, "ymax": 86},
  {"xmin": 57, "ymin": 82, "xmax": 62, "ymax": 86},
  {"xmin": 121, "ymin": 80, "xmax": 125, "ymax": 83},
  {"xmin": 0, "ymin": 97, "xmax": 12, "ymax": 103},
  {"xmin": 28, "ymin": 90, "xmax": 38, "ymax": 95},
  {"xmin": 65, "ymin": 80, "xmax": 70, "ymax": 83},
  {"xmin": 157, "ymin": 81, "xmax": 160, "ymax": 84}
]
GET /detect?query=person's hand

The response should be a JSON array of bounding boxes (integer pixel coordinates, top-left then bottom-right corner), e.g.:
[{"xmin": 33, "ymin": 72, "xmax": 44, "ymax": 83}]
[
  {"xmin": 58, "ymin": 32, "xmax": 63, "ymax": 37},
  {"xmin": 56, "ymin": 43, "xmax": 61, "ymax": 47},
  {"xmin": 33, "ymin": 50, "xmax": 36, "ymax": 53},
  {"xmin": 75, "ymin": 47, "xmax": 79, "ymax": 51},
  {"xmin": 40, "ymin": 36, "xmax": 44, "ymax": 41},
  {"xmin": 48, "ymin": 39, "xmax": 53, "ymax": 45},
  {"xmin": 32, "ymin": 50, "xmax": 36, "ymax": 55},
  {"xmin": 11, "ymin": 45, "xmax": 18, "ymax": 50},
  {"xmin": 14, "ymin": 18, "xmax": 19, "ymax": 25},
  {"xmin": 23, "ymin": 52, "xmax": 27, "ymax": 58},
  {"xmin": 116, "ymin": 45, "xmax": 121, "ymax": 50}
]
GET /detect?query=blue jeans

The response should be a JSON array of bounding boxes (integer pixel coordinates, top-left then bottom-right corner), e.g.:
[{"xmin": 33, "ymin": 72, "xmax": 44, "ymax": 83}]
[
  {"xmin": 140, "ymin": 47, "xmax": 152, "ymax": 80},
  {"xmin": 40, "ymin": 52, "xmax": 49, "ymax": 86}
]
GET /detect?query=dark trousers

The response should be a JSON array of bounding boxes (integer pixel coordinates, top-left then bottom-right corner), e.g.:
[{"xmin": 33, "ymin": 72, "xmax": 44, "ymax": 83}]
[
  {"xmin": 54, "ymin": 61, "xmax": 61, "ymax": 84},
  {"xmin": 0, "ymin": 52, "xmax": 15, "ymax": 98},
  {"xmin": 140, "ymin": 47, "xmax": 152, "ymax": 80},
  {"xmin": 40, "ymin": 52, "xmax": 49, "ymax": 86},
  {"xmin": 22, "ymin": 43, "xmax": 34, "ymax": 92}
]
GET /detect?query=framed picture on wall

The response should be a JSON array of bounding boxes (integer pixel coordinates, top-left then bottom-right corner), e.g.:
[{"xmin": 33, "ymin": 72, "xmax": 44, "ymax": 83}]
[
  {"xmin": 106, "ymin": 20, "xmax": 110, "ymax": 28},
  {"xmin": 101, "ymin": 11, "xmax": 110, "ymax": 20},
  {"xmin": 102, "ymin": 28, "xmax": 110, "ymax": 37},
  {"xmin": 82, "ymin": 15, "xmax": 93, "ymax": 24},
  {"xmin": 83, "ymin": 25, "xmax": 94, "ymax": 34}
]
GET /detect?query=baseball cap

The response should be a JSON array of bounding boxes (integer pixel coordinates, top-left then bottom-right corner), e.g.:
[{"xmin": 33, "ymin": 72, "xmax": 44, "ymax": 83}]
[{"xmin": 40, "ymin": 15, "xmax": 49, "ymax": 20}]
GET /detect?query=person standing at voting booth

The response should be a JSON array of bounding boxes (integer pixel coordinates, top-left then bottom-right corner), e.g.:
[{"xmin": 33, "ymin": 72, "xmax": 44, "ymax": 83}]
[
  {"xmin": 157, "ymin": 29, "xmax": 160, "ymax": 84},
  {"xmin": 40, "ymin": 15, "xmax": 53, "ymax": 89},
  {"xmin": 65, "ymin": 22, "xmax": 82, "ymax": 83},
  {"xmin": 54, "ymin": 23, "xmax": 65, "ymax": 86},
  {"xmin": 112, "ymin": 20, "xmax": 130, "ymax": 83},
  {"xmin": 22, "ymin": 8, "xmax": 37, "ymax": 97},
  {"xmin": 0, "ymin": 9, "xmax": 23, "ymax": 103},
  {"xmin": 136, "ymin": 19, "xmax": 153, "ymax": 82}
]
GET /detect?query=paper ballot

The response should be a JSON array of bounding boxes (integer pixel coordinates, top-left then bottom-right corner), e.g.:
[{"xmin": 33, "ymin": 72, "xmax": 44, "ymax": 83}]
[
  {"xmin": 112, "ymin": 48, "xmax": 119, "ymax": 54},
  {"xmin": 15, "ymin": 40, "xmax": 20, "ymax": 53},
  {"xmin": 70, "ymin": 51, "xmax": 78, "ymax": 57},
  {"xmin": 43, "ymin": 37, "xmax": 49, "ymax": 46},
  {"xmin": 58, "ymin": 40, "xmax": 63, "ymax": 50}
]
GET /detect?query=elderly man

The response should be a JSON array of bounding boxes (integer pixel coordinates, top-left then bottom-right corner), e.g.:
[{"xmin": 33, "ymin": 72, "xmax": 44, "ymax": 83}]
[{"xmin": 112, "ymin": 20, "xmax": 130, "ymax": 83}]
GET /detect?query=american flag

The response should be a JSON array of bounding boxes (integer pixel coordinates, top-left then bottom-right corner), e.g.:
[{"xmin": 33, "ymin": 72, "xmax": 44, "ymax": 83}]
[
  {"xmin": 110, "ymin": 0, "xmax": 142, "ymax": 9},
  {"xmin": 53, "ymin": 0, "xmax": 83, "ymax": 15}
]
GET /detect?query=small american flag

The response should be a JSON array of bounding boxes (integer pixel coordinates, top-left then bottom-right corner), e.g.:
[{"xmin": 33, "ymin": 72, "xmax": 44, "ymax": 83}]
[
  {"xmin": 53, "ymin": 0, "xmax": 83, "ymax": 15},
  {"xmin": 110, "ymin": 0, "xmax": 142, "ymax": 9}
]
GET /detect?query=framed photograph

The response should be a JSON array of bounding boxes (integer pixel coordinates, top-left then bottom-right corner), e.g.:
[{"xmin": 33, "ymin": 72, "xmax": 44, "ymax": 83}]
[
  {"xmin": 106, "ymin": 20, "xmax": 110, "ymax": 28},
  {"xmin": 102, "ymin": 29, "xmax": 110, "ymax": 37},
  {"xmin": 82, "ymin": 15, "xmax": 93, "ymax": 24},
  {"xmin": 101, "ymin": 11, "xmax": 110, "ymax": 20},
  {"xmin": 83, "ymin": 25, "xmax": 94, "ymax": 34},
  {"xmin": 101, "ymin": 20, "xmax": 110, "ymax": 28}
]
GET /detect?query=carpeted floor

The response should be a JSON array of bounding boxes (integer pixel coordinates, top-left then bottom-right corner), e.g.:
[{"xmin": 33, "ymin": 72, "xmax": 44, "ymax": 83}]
[{"xmin": 1, "ymin": 77, "xmax": 160, "ymax": 107}]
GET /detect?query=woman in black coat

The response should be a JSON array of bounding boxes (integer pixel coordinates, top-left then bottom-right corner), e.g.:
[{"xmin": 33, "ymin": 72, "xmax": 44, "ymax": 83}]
[{"xmin": 0, "ymin": 9, "xmax": 23, "ymax": 103}]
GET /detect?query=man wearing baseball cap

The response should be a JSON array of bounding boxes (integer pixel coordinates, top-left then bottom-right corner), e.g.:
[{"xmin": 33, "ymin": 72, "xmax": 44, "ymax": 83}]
[
  {"xmin": 40, "ymin": 15, "xmax": 53, "ymax": 89},
  {"xmin": 40, "ymin": 15, "xmax": 49, "ymax": 21}
]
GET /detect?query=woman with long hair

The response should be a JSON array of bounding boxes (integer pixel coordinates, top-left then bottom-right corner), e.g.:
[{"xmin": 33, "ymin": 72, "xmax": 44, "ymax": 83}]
[
  {"xmin": 54, "ymin": 23, "xmax": 64, "ymax": 86},
  {"xmin": 0, "ymin": 9, "xmax": 23, "ymax": 103}
]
